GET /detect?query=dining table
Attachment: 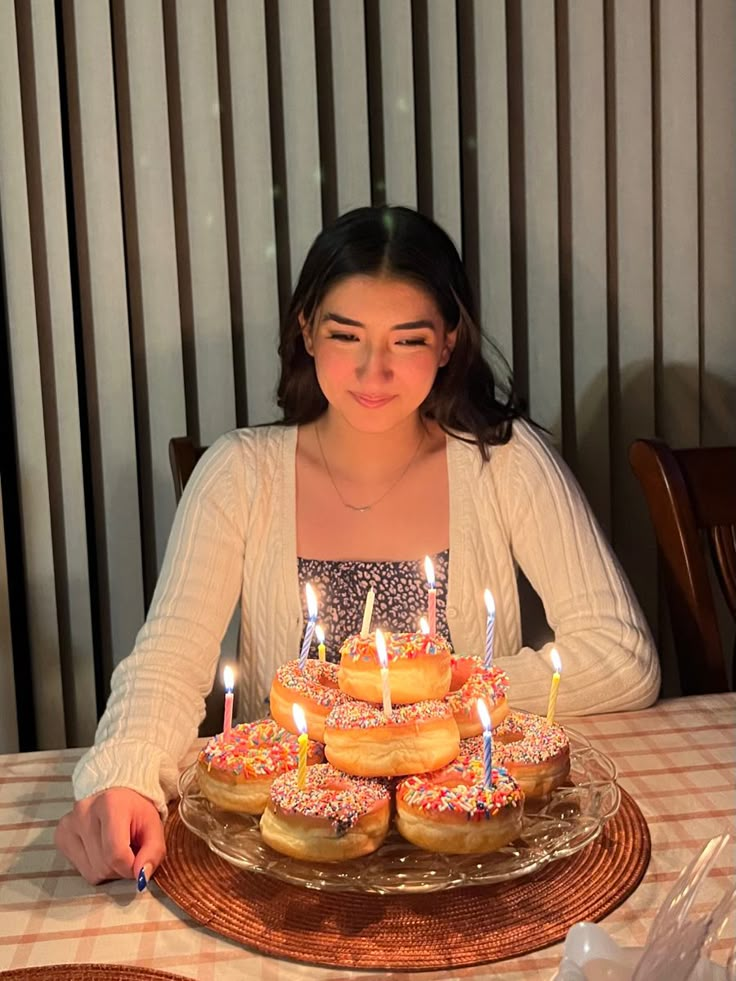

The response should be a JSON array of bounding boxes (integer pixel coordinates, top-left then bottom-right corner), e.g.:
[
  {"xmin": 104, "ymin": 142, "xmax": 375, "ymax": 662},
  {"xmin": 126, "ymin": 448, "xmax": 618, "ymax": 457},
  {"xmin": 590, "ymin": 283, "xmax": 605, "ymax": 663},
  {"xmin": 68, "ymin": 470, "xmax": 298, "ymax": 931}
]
[{"xmin": 1, "ymin": 692, "xmax": 734, "ymax": 980}]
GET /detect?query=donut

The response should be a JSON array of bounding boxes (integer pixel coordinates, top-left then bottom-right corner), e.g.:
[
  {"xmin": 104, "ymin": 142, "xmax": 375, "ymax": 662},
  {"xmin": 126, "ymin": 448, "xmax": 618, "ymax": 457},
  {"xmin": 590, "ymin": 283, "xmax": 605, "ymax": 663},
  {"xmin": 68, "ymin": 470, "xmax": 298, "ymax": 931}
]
[
  {"xmin": 197, "ymin": 719, "xmax": 324, "ymax": 814},
  {"xmin": 338, "ymin": 631, "xmax": 452, "ymax": 704},
  {"xmin": 323, "ymin": 699, "xmax": 460, "ymax": 777},
  {"xmin": 395, "ymin": 761, "xmax": 524, "ymax": 854},
  {"xmin": 459, "ymin": 710, "xmax": 571, "ymax": 800},
  {"xmin": 259, "ymin": 763, "xmax": 391, "ymax": 862},
  {"xmin": 446, "ymin": 657, "xmax": 511, "ymax": 737},
  {"xmin": 269, "ymin": 658, "xmax": 351, "ymax": 742}
]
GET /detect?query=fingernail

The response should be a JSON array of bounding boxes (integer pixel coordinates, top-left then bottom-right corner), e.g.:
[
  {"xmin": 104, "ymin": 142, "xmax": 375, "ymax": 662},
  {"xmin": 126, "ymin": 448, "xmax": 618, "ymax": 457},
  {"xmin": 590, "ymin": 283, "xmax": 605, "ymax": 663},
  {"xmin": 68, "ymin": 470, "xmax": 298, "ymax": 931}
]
[{"xmin": 137, "ymin": 867, "xmax": 148, "ymax": 892}]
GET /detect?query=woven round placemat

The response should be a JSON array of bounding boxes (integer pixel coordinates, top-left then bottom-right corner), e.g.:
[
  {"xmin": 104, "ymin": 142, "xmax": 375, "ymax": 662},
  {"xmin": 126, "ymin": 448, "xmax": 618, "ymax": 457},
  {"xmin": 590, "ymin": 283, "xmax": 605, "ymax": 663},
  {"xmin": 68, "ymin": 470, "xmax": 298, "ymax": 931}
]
[
  {"xmin": 0, "ymin": 968, "xmax": 189, "ymax": 981},
  {"xmin": 153, "ymin": 787, "xmax": 649, "ymax": 971}
]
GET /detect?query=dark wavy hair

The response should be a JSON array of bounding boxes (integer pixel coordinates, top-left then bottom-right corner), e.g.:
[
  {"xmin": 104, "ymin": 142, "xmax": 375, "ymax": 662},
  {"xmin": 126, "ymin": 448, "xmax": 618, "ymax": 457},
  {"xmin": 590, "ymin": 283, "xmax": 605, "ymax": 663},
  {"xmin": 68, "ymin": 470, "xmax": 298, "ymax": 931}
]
[{"xmin": 277, "ymin": 206, "xmax": 524, "ymax": 458}]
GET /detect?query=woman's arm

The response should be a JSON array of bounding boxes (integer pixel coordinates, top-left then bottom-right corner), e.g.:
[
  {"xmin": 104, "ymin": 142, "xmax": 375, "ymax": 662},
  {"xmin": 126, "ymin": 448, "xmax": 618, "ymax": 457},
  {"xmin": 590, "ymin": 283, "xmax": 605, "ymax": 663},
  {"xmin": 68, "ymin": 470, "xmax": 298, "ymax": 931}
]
[
  {"xmin": 498, "ymin": 424, "xmax": 661, "ymax": 715},
  {"xmin": 72, "ymin": 432, "xmax": 248, "ymax": 815}
]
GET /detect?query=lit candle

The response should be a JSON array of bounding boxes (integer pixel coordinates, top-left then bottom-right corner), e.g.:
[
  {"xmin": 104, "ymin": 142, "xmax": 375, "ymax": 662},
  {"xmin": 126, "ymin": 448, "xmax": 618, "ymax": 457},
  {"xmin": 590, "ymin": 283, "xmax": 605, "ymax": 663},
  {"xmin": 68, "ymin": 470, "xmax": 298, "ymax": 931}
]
[
  {"xmin": 316, "ymin": 623, "xmax": 326, "ymax": 662},
  {"xmin": 360, "ymin": 586, "xmax": 375, "ymax": 638},
  {"xmin": 483, "ymin": 589, "xmax": 495, "ymax": 669},
  {"xmin": 547, "ymin": 648, "xmax": 562, "ymax": 723},
  {"xmin": 375, "ymin": 628, "xmax": 392, "ymax": 719},
  {"xmin": 419, "ymin": 616, "xmax": 430, "ymax": 635},
  {"xmin": 424, "ymin": 556, "xmax": 436, "ymax": 635},
  {"xmin": 292, "ymin": 703, "xmax": 308, "ymax": 789},
  {"xmin": 222, "ymin": 665, "xmax": 234, "ymax": 737},
  {"xmin": 476, "ymin": 698, "xmax": 493, "ymax": 789},
  {"xmin": 298, "ymin": 583, "xmax": 318, "ymax": 671}
]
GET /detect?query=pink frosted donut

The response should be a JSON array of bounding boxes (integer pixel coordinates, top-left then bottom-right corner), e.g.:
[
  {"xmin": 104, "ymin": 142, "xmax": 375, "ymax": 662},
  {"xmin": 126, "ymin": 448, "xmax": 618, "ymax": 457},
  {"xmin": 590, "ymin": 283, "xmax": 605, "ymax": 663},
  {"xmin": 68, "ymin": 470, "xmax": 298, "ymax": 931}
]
[
  {"xmin": 259, "ymin": 763, "xmax": 391, "ymax": 862},
  {"xmin": 338, "ymin": 631, "xmax": 452, "ymax": 703},
  {"xmin": 269, "ymin": 658, "xmax": 351, "ymax": 742},
  {"xmin": 446, "ymin": 657, "xmax": 510, "ymax": 737},
  {"xmin": 459, "ymin": 710, "xmax": 570, "ymax": 800},
  {"xmin": 197, "ymin": 718, "xmax": 324, "ymax": 814},
  {"xmin": 323, "ymin": 699, "xmax": 460, "ymax": 777},
  {"xmin": 395, "ymin": 761, "xmax": 524, "ymax": 854}
]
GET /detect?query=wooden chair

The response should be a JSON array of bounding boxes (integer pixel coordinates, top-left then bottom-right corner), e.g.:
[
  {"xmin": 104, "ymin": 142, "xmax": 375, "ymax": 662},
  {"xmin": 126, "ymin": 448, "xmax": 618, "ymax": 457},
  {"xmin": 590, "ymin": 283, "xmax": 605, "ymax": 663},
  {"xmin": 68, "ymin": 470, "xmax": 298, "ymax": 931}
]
[
  {"xmin": 168, "ymin": 436, "xmax": 208, "ymax": 503},
  {"xmin": 629, "ymin": 438, "xmax": 736, "ymax": 695}
]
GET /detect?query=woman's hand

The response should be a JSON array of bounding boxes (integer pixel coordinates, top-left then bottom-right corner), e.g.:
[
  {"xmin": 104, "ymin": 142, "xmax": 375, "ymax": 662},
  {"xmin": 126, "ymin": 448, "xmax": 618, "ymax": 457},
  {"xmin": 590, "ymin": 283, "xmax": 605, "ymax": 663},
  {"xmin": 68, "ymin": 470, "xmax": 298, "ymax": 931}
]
[{"xmin": 54, "ymin": 787, "xmax": 166, "ymax": 887}]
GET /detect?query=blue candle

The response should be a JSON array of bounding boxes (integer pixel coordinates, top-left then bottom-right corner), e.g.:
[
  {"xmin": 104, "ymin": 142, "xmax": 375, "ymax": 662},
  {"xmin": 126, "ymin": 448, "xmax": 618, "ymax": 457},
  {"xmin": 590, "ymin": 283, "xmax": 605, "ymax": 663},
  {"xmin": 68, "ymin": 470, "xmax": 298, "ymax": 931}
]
[
  {"xmin": 476, "ymin": 698, "xmax": 493, "ymax": 788},
  {"xmin": 298, "ymin": 583, "xmax": 318, "ymax": 671},
  {"xmin": 483, "ymin": 589, "xmax": 495, "ymax": 669}
]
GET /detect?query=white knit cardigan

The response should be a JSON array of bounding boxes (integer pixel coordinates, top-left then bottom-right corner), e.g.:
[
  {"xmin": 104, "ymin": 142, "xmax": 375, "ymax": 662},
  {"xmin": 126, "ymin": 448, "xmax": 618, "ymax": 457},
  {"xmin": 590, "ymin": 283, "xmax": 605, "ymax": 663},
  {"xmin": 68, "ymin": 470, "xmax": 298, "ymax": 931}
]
[{"xmin": 73, "ymin": 421, "xmax": 660, "ymax": 815}]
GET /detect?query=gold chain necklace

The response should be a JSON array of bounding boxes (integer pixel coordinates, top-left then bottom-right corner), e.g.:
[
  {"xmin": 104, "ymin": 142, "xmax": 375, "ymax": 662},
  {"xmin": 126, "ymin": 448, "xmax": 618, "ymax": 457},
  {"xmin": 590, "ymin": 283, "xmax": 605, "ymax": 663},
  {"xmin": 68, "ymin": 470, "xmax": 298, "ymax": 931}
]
[{"xmin": 315, "ymin": 423, "xmax": 425, "ymax": 513}]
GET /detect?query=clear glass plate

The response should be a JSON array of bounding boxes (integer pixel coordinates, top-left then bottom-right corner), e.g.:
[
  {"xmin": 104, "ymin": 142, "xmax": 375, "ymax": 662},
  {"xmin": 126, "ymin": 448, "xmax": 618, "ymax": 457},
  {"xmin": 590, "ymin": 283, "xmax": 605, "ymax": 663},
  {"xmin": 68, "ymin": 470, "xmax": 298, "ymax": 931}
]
[{"xmin": 177, "ymin": 728, "xmax": 620, "ymax": 895}]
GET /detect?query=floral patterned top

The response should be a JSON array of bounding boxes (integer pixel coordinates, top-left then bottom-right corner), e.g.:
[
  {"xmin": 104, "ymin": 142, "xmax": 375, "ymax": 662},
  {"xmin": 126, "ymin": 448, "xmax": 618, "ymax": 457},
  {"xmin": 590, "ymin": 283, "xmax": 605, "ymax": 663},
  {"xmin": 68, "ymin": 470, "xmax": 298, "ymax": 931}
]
[{"xmin": 297, "ymin": 549, "xmax": 451, "ymax": 662}]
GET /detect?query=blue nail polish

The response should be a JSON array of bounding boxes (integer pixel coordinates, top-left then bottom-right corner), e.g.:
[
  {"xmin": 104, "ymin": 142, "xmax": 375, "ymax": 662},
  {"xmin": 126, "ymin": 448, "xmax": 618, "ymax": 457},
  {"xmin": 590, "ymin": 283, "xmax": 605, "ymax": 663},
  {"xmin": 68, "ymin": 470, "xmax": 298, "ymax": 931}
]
[{"xmin": 137, "ymin": 868, "xmax": 148, "ymax": 892}]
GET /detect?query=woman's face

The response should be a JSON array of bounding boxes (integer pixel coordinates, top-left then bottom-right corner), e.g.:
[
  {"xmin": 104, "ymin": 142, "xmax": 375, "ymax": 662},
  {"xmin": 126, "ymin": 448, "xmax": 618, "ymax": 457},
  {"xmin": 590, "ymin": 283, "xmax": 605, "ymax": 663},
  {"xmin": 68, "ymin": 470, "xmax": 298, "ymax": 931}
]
[{"xmin": 301, "ymin": 274, "xmax": 456, "ymax": 433}]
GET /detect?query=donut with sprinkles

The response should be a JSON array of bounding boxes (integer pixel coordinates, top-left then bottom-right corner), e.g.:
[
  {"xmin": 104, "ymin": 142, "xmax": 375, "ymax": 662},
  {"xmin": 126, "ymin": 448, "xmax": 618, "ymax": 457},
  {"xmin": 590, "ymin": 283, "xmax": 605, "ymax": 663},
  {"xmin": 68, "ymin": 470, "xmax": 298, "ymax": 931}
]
[
  {"xmin": 446, "ymin": 656, "xmax": 511, "ymax": 737},
  {"xmin": 395, "ymin": 761, "xmax": 524, "ymax": 854},
  {"xmin": 260, "ymin": 763, "xmax": 391, "ymax": 862},
  {"xmin": 338, "ymin": 630, "xmax": 452, "ymax": 704},
  {"xmin": 269, "ymin": 658, "xmax": 351, "ymax": 742},
  {"xmin": 197, "ymin": 718, "xmax": 324, "ymax": 814}
]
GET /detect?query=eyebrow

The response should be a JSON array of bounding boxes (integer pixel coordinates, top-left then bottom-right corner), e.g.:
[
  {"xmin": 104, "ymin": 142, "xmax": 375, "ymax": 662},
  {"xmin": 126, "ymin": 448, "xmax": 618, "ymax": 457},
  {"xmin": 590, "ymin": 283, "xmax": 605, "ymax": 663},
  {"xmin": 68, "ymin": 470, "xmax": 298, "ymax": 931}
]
[{"xmin": 322, "ymin": 311, "xmax": 437, "ymax": 331}]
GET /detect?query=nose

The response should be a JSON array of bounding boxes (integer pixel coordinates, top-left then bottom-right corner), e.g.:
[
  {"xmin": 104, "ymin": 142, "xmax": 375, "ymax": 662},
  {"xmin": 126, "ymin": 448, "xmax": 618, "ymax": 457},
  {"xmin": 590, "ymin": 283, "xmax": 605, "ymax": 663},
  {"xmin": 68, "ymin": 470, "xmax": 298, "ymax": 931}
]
[{"xmin": 356, "ymin": 342, "xmax": 393, "ymax": 381}]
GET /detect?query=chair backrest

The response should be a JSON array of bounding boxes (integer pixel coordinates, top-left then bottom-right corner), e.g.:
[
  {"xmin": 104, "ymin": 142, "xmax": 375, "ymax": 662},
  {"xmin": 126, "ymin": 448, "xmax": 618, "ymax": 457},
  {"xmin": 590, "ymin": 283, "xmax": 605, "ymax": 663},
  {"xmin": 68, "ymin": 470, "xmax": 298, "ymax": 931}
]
[
  {"xmin": 629, "ymin": 438, "xmax": 736, "ymax": 695},
  {"xmin": 168, "ymin": 436, "xmax": 208, "ymax": 502}
]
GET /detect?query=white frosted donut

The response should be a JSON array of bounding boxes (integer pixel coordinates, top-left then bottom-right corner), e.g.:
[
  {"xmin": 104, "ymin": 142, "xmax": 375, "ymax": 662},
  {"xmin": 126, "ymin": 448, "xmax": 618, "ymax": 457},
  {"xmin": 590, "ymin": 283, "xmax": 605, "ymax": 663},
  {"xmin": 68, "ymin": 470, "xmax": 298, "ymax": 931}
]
[
  {"xmin": 269, "ymin": 658, "xmax": 351, "ymax": 742},
  {"xmin": 395, "ymin": 761, "xmax": 524, "ymax": 854},
  {"xmin": 459, "ymin": 710, "xmax": 570, "ymax": 800},
  {"xmin": 196, "ymin": 719, "xmax": 324, "ymax": 814},
  {"xmin": 338, "ymin": 631, "xmax": 452, "ymax": 704},
  {"xmin": 259, "ymin": 763, "xmax": 391, "ymax": 862},
  {"xmin": 446, "ymin": 657, "xmax": 510, "ymax": 737},
  {"xmin": 323, "ymin": 699, "xmax": 460, "ymax": 777}
]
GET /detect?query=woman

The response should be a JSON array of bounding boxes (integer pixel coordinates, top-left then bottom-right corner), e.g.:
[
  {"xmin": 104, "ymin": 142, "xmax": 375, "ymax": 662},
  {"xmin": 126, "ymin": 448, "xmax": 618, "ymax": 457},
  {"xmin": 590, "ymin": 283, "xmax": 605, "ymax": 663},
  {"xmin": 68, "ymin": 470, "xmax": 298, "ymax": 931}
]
[{"xmin": 55, "ymin": 206, "xmax": 659, "ymax": 887}]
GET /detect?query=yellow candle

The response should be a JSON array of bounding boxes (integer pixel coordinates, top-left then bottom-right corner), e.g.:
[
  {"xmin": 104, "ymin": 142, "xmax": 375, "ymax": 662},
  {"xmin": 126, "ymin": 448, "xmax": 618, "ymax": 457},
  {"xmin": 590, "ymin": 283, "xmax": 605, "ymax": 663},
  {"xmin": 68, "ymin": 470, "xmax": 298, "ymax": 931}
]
[
  {"xmin": 375, "ymin": 628, "xmax": 392, "ymax": 719},
  {"xmin": 360, "ymin": 586, "xmax": 375, "ymax": 638},
  {"xmin": 316, "ymin": 623, "xmax": 326, "ymax": 662},
  {"xmin": 297, "ymin": 732, "xmax": 308, "ymax": 789},
  {"xmin": 546, "ymin": 648, "xmax": 562, "ymax": 723}
]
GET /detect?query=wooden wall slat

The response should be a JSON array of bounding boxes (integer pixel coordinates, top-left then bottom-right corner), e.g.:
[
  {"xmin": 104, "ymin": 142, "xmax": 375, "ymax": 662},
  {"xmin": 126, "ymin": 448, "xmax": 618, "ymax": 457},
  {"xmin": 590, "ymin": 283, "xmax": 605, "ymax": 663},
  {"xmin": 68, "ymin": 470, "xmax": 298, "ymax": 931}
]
[
  {"xmin": 19, "ymin": 0, "xmax": 97, "ymax": 744},
  {"xmin": 224, "ymin": 0, "xmax": 281, "ymax": 425},
  {"xmin": 0, "ymin": 0, "xmax": 66, "ymax": 746},
  {"xmin": 426, "ymin": 0, "xmax": 461, "ymax": 249},
  {"xmin": 64, "ymin": 1, "xmax": 144, "ymax": 672},
  {"xmin": 567, "ymin": 0, "xmax": 610, "ymax": 534},
  {"xmin": 378, "ymin": 0, "xmax": 417, "ymax": 208},
  {"xmin": 0, "ymin": 479, "xmax": 18, "ymax": 753},
  {"xmin": 657, "ymin": 0, "xmax": 700, "ymax": 447}
]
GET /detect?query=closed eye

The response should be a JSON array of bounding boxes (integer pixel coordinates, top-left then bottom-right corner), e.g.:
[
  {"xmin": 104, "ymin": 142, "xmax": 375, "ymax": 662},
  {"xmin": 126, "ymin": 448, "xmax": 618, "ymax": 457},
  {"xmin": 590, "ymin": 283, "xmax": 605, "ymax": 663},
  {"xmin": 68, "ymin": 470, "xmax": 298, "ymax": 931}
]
[
  {"xmin": 396, "ymin": 337, "xmax": 428, "ymax": 346},
  {"xmin": 327, "ymin": 331, "xmax": 359, "ymax": 342}
]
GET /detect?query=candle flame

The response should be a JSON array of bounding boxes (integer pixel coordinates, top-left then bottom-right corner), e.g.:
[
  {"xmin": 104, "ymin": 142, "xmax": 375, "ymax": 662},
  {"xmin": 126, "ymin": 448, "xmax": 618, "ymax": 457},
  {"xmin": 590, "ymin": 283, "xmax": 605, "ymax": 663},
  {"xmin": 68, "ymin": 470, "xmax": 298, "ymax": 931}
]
[
  {"xmin": 551, "ymin": 648, "xmax": 562, "ymax": 673},
  {"xmin": 419, "ymin": 616, "xmax": 430, "ymax": 635},
  {"xmin": 375, "ymin": 628, "xmax": 388, "ymax": 669},
  {"xmin": 476, "ymin": 698, "xmax": 491, "ymax": 731},
  {"xmin": 305, "ymin": 582, "xmax": 318, "ymax": 619},
  {"xmin": 223, "ymin": 665, "xmax": 235, "ymax": 692},
  {"xmin": 484, "ymin": 588, "xmax": 495, "ymax": 617},
  {"xmin": 292, "ymin": 702, "xmax": 307, "ymax": 734},
  {"xmin": 424, "ymin": 555, "xmax": 435, "ymax": 588},
  {"xmin": 315, "ymin": 623, "xmax": 325, "ymax": 644}
]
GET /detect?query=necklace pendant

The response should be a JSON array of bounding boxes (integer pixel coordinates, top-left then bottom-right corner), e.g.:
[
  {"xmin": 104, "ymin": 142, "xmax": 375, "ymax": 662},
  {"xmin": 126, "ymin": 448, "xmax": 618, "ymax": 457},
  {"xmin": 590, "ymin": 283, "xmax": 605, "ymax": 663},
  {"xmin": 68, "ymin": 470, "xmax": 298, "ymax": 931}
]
[{"xmin": 346, "ymin": 503, "xmax": 371, "ymax": 513}]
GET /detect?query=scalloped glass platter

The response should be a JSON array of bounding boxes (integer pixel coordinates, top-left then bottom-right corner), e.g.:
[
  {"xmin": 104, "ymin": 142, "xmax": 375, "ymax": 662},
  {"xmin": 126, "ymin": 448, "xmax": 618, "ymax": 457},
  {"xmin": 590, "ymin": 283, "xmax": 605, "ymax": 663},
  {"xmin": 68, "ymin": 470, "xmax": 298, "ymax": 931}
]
[{"xmin": 177, "ymin": 728, "xmax": 620, "ymax": 895}]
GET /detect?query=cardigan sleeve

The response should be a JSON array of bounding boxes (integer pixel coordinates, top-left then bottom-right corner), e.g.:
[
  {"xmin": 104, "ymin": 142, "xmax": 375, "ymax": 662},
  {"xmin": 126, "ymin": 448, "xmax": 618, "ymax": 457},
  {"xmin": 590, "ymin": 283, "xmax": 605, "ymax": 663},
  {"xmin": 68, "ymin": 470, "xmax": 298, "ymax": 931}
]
[
  {"xmin": 497, "ymin": 425, "xmax": 661, "ymax": 715},
  {"xmin": 72, "ymin": 433, "xmax": 248, "ymax": 817}
]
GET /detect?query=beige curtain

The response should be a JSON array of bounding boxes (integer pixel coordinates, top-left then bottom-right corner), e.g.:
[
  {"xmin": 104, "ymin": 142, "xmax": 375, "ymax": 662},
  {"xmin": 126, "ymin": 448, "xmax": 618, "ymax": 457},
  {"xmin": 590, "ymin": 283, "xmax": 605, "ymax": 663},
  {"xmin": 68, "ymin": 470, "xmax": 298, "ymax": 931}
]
[{"xmin": 0, "ymin": 0, "xmax": 734, "ymax": 752}]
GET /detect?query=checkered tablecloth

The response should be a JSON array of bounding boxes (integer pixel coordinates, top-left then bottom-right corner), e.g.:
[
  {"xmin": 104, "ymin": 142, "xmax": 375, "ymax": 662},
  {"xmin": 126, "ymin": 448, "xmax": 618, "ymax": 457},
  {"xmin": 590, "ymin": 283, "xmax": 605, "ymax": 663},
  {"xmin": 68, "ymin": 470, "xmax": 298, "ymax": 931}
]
[{"xmin": 1, "ymin": 693, "xmax": 734, "ymax": 980}]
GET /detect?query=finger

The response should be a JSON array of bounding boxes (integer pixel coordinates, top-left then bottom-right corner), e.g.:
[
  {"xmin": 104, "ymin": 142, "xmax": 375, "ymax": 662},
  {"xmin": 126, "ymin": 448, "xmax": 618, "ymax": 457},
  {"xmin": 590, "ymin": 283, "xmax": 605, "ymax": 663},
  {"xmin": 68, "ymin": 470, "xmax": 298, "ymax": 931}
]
[
  {"xmin": 93, "ymin": 805, "xmax": 136, "ymax": 880},
  {"xmin": 131, "ymin": 810, "xmax": 166, "ymax": 884},
  {"xmin": 58, "ymin": 828, "xmax": 106, "ymax": 886}
]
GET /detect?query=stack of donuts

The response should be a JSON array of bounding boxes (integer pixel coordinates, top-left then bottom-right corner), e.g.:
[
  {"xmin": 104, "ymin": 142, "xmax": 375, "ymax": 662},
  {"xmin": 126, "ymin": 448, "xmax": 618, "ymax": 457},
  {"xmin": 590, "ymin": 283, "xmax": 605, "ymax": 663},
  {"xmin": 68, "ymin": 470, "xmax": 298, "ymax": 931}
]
[{"xmin": 196, "ymin": 631, "xmax": 570, "ymax": 863}]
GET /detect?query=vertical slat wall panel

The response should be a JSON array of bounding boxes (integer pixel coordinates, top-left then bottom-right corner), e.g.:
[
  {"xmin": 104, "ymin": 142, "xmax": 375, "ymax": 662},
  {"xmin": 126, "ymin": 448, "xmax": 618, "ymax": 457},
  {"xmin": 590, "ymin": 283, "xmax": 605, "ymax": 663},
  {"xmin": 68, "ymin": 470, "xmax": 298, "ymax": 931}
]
[
  {"xmin": 520, "ymin": 2, "xmax": 561, "ymax": 439},
  {"xmin": 425, "ymin": 0, "xmax": 462, "ymax": 249},
  {"xmin": 63, "ymin": 1, "xmax": 144, "ymax": 673},
  {"xmin": 610, "ymin": 1, "xmax": 658, "ymax": 636},
  {"xmin": 223, "ymin": 0, "xmax": 281, "ymax": 425},
  {"xmin": 0, "ymin": 0, "xmax": 66, "ymax": 746},
  {"xmin": 567, "ymin": 1, "xmax": 610, "ymax": 533},
  {"xmin": 167, "ymin": 1, "xmax": 235, "ymax": 447},
  {"xmin": 471, "ymin": 0, "xmax": 513, "ymax": 365},
  {"xmin": 113, "ymin": 0, "xmax": 187, "ymax": 588},
  {"xmin": 378, "ymin": 0, "xmax": 417, "ymax": 208},
  {"xmin": 18, "ymin": 0, "xmax": 97, "ymax": 743},
  {"xmin": 701, "ymin": 0, "xmax": 736, "ymax": 448},
  {"xmin": 657, "ymin": 2, "xmax": 700, "ymax": 447},
  {"xmin": 328, "ymin": 0, "xmax": 371, "ymax": 216},
  {"xmin": 277, "ymin": 0, "xmax": 323, "ymax": 287},
  {"xmin": 0, "ymin": 481, "xmax": 18, "ymax": 752}
]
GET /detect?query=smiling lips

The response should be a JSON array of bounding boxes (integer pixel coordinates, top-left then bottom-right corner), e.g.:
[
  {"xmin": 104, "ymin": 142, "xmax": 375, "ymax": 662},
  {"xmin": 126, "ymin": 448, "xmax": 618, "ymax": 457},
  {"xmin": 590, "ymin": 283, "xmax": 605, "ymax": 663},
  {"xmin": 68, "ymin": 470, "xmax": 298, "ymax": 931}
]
[{"xmin": 351, "ymin": 392, "xmax": 396, "ymax": 408}]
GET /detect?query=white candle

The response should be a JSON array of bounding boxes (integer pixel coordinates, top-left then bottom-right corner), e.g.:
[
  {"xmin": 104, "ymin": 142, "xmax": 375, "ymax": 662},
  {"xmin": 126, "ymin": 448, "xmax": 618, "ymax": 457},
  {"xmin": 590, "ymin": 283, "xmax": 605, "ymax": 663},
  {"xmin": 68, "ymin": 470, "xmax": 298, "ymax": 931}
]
[
  {"xmin": 476, "ymin": 698, "xmax": 493, "ymax": 789},
  {"xmin": 298, "ymin": 583, "xmax": 318, "ymax": 671},
  {"xmin": 419, "ymin": 616, "xmax": 430, "ymax": 635},
  {"xmin": 360, "ymin": 586, "xmax": 375, "ymax": 638},
  {"xmin": 547, "ymin": 648, "xmax": 562, "ymax": 723},
  {"xmin": 375, "ymin": 628, "xmax": 392, "ymax": 719},
  {"xmin": 222, "ymin": 665, "xmax": 235, "ymax": 737},
  {"xmin": 292, "ymin": 703, "xmax": 308, "ymax": 789},
  {"xmin": 483, "ymin": 589, "xmax": 496, "ymax": 669},
  {"xmin": 424, "ymin": 556, "xmax": 436, "ymax": 635}
]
